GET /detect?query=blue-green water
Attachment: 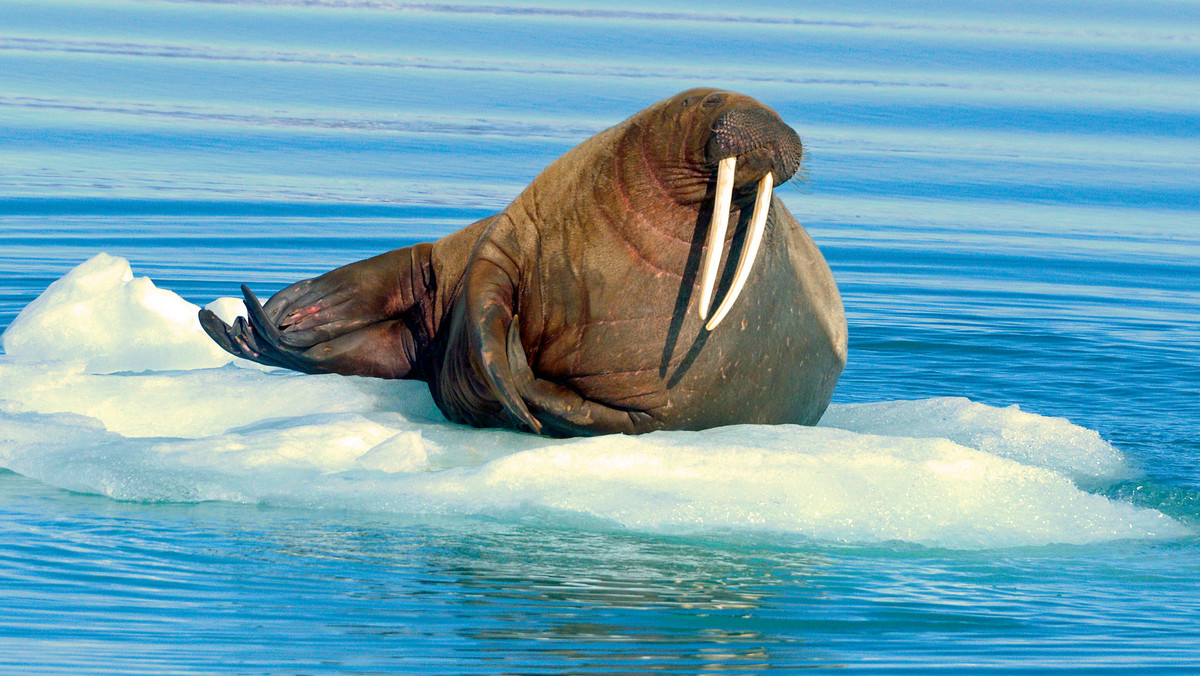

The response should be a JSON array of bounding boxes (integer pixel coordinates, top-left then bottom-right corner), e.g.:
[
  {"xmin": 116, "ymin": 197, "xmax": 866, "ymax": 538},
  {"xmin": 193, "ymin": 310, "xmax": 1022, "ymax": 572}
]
[{"xmin": 2, "ymin": 0, "xmax": 1199, "ymax": 672}]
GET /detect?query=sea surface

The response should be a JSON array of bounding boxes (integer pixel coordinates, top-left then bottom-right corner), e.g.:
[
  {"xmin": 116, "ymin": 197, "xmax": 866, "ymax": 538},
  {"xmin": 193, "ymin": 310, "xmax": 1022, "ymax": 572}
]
[{"xmin": 2, "ymin": 0, "xmax": 1199, "ymax": 673}]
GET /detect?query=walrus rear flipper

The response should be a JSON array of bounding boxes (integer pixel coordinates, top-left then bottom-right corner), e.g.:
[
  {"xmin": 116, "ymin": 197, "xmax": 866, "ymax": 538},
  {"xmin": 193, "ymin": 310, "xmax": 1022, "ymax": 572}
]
[
  {"xmin": 200, "ymin": 286, "xmax": 420, "ymax": 378},
  {"xmin": 504, "ymin": 321, "xmax": 660, "ymax": 437},
  {"xmin": 199, "ymin": 287, "xmax": 309, "ymax": 371}
]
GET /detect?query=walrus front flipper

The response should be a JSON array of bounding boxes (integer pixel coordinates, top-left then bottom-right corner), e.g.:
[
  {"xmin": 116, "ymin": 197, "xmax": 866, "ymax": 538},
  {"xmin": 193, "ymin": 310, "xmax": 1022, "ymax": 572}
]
[
  {"xmin": 432, "ymin": 245, "xmax": 543, "ymax": 435},
  {"xmin": 463, "ymin": 259, "xmax": 542, "ymax": 434},
  {"xmin": 505, "ymin": 321, "xmax": 660, "ymax": 437}
]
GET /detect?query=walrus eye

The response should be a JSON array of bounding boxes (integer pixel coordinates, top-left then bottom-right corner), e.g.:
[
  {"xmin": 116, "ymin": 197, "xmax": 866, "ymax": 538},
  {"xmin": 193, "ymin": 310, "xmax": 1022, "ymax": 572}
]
[
  {"xmin": 698, "ymin": 156, "xmax": 774, "ymax": 331},
  {"xmin": 680, "ymin": 96, "xmax": 700, "ymax": 108}
]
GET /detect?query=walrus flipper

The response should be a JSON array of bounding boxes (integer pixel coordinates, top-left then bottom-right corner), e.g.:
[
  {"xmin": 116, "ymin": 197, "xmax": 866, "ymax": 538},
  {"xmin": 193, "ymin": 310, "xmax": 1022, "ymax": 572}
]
[
  {"xmin": 456, "ymin": 258, "xmax": 543, "ymax": 435},
  {"xmin": 260, "ymin": 247, "xmax": 422, "ymax": 347},
  {"xmin": 200, "ymin": 246, "xmax": 438, "ymax": 377},
  {"xmin": 504, "ymin": 321, "xmax": 660, "ymax": 437},
  {"xmin": 200, "ymin": 286, "xmax": 419, "ymax": 378},
  {"xmin": 200, "ymin": 294, "xmax": 302, "ymax": 371}
]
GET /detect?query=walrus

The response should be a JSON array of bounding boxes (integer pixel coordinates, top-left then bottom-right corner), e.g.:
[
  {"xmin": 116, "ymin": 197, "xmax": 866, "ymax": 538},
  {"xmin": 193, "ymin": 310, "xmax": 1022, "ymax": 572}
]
[{"xmin": 199, "ymin": 88, "xmax": 847, "ymax": 436}]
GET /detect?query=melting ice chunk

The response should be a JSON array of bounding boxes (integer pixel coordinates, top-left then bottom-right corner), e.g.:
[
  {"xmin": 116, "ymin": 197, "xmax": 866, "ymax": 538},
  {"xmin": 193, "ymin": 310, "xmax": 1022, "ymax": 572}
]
[
  {"xmin": 2, "ymin": 253, "xmax": 243, "ymax": 372},
  {"xmin": 820, "ymin": 398, "xmax": 1130, "ymax": 486},
  {"xmin": 0, "ymin": 254, "xmax": 1187, "ymax": 549}
]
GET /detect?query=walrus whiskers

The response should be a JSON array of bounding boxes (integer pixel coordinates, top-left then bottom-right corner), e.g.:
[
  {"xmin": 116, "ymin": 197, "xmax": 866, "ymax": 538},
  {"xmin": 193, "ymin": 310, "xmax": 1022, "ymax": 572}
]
[
  {"xmin": 698, "ymin": 156, "xmax": 737, "ymax": 320},
  {"xmin": 705, "ymin": 172, "xmax": 773, "ymax": 331}
]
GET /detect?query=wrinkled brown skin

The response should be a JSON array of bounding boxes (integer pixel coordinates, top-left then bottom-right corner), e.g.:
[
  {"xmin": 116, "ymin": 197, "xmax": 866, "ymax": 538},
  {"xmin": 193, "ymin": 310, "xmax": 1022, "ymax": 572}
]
[{"xmin": 200, "ymin": 88, "xmax": 848, "ymax": 436}]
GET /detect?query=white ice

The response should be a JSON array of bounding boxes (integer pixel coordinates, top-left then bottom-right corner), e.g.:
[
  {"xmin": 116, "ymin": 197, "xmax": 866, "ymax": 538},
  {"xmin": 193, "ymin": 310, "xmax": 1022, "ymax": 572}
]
[{"xmin": 0, "ymin": 254, "xmax": 1187, "ymax": 548}]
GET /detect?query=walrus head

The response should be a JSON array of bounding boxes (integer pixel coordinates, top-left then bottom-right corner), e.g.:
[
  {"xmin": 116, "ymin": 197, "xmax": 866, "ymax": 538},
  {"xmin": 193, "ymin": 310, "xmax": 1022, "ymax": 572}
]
[
  {"xmin": 635, "ymin": 88, "xmax": 804, "ymax": 329},
  {"xmin": 637, "ymin": 89, "xmax": 803, "ymax": 202}
]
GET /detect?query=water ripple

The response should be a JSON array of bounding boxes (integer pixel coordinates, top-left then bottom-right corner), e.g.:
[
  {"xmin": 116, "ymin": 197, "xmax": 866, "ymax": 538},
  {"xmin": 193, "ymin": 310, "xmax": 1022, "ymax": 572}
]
[{"xmin": 147, "ymin": 0, "xmax": 1200, "ymax": 45}]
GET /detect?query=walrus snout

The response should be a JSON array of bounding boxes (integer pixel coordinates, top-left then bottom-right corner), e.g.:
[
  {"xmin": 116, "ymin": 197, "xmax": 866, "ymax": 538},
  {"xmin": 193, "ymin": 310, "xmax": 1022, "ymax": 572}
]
[
  {"xmin": 695, "ymin": 102, "xmax": 802, "ymax": 331},
  {"xmin": 707, "ymin": 107, "xmax": 803, "ymax": 186}
]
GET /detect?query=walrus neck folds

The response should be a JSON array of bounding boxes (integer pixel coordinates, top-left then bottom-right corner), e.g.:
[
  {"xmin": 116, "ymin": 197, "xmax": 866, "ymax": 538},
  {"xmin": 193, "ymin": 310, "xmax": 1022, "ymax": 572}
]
[{"xmin": 616, "ymin": 121, "xmax": 730, "ymax": 246}]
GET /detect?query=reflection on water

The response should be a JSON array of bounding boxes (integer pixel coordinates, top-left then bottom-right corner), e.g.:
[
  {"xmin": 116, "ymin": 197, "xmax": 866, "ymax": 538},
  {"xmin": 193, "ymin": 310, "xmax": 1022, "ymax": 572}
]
[
  {"xmin": 5, "ymin": 463, "xmax": 1200, "ymax": 673},
  {"xmin": 444, "ymin": 531, "xmax": 805, "ymax": 673},
  {"xmin": 0, "ymin": 470, "xmax": 825, "ymax": 672}
]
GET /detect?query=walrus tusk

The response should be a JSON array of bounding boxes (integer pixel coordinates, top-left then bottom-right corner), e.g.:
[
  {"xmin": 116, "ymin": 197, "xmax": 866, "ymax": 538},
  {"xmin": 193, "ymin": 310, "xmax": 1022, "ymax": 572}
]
[
  {"xmin": 705, "ymin": 171, "xmax": 773, "ymax": 331},
  {"xmin": 698, "ymin": 156, "xmax": 737, "ymax": 320}
]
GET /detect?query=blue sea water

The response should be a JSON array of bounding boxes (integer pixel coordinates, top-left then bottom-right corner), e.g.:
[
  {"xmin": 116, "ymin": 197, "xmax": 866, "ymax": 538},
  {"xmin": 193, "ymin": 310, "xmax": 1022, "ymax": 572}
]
[{"xmin": 2, "ymin": 0, "xmax": 1200, "ymax": 672}]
